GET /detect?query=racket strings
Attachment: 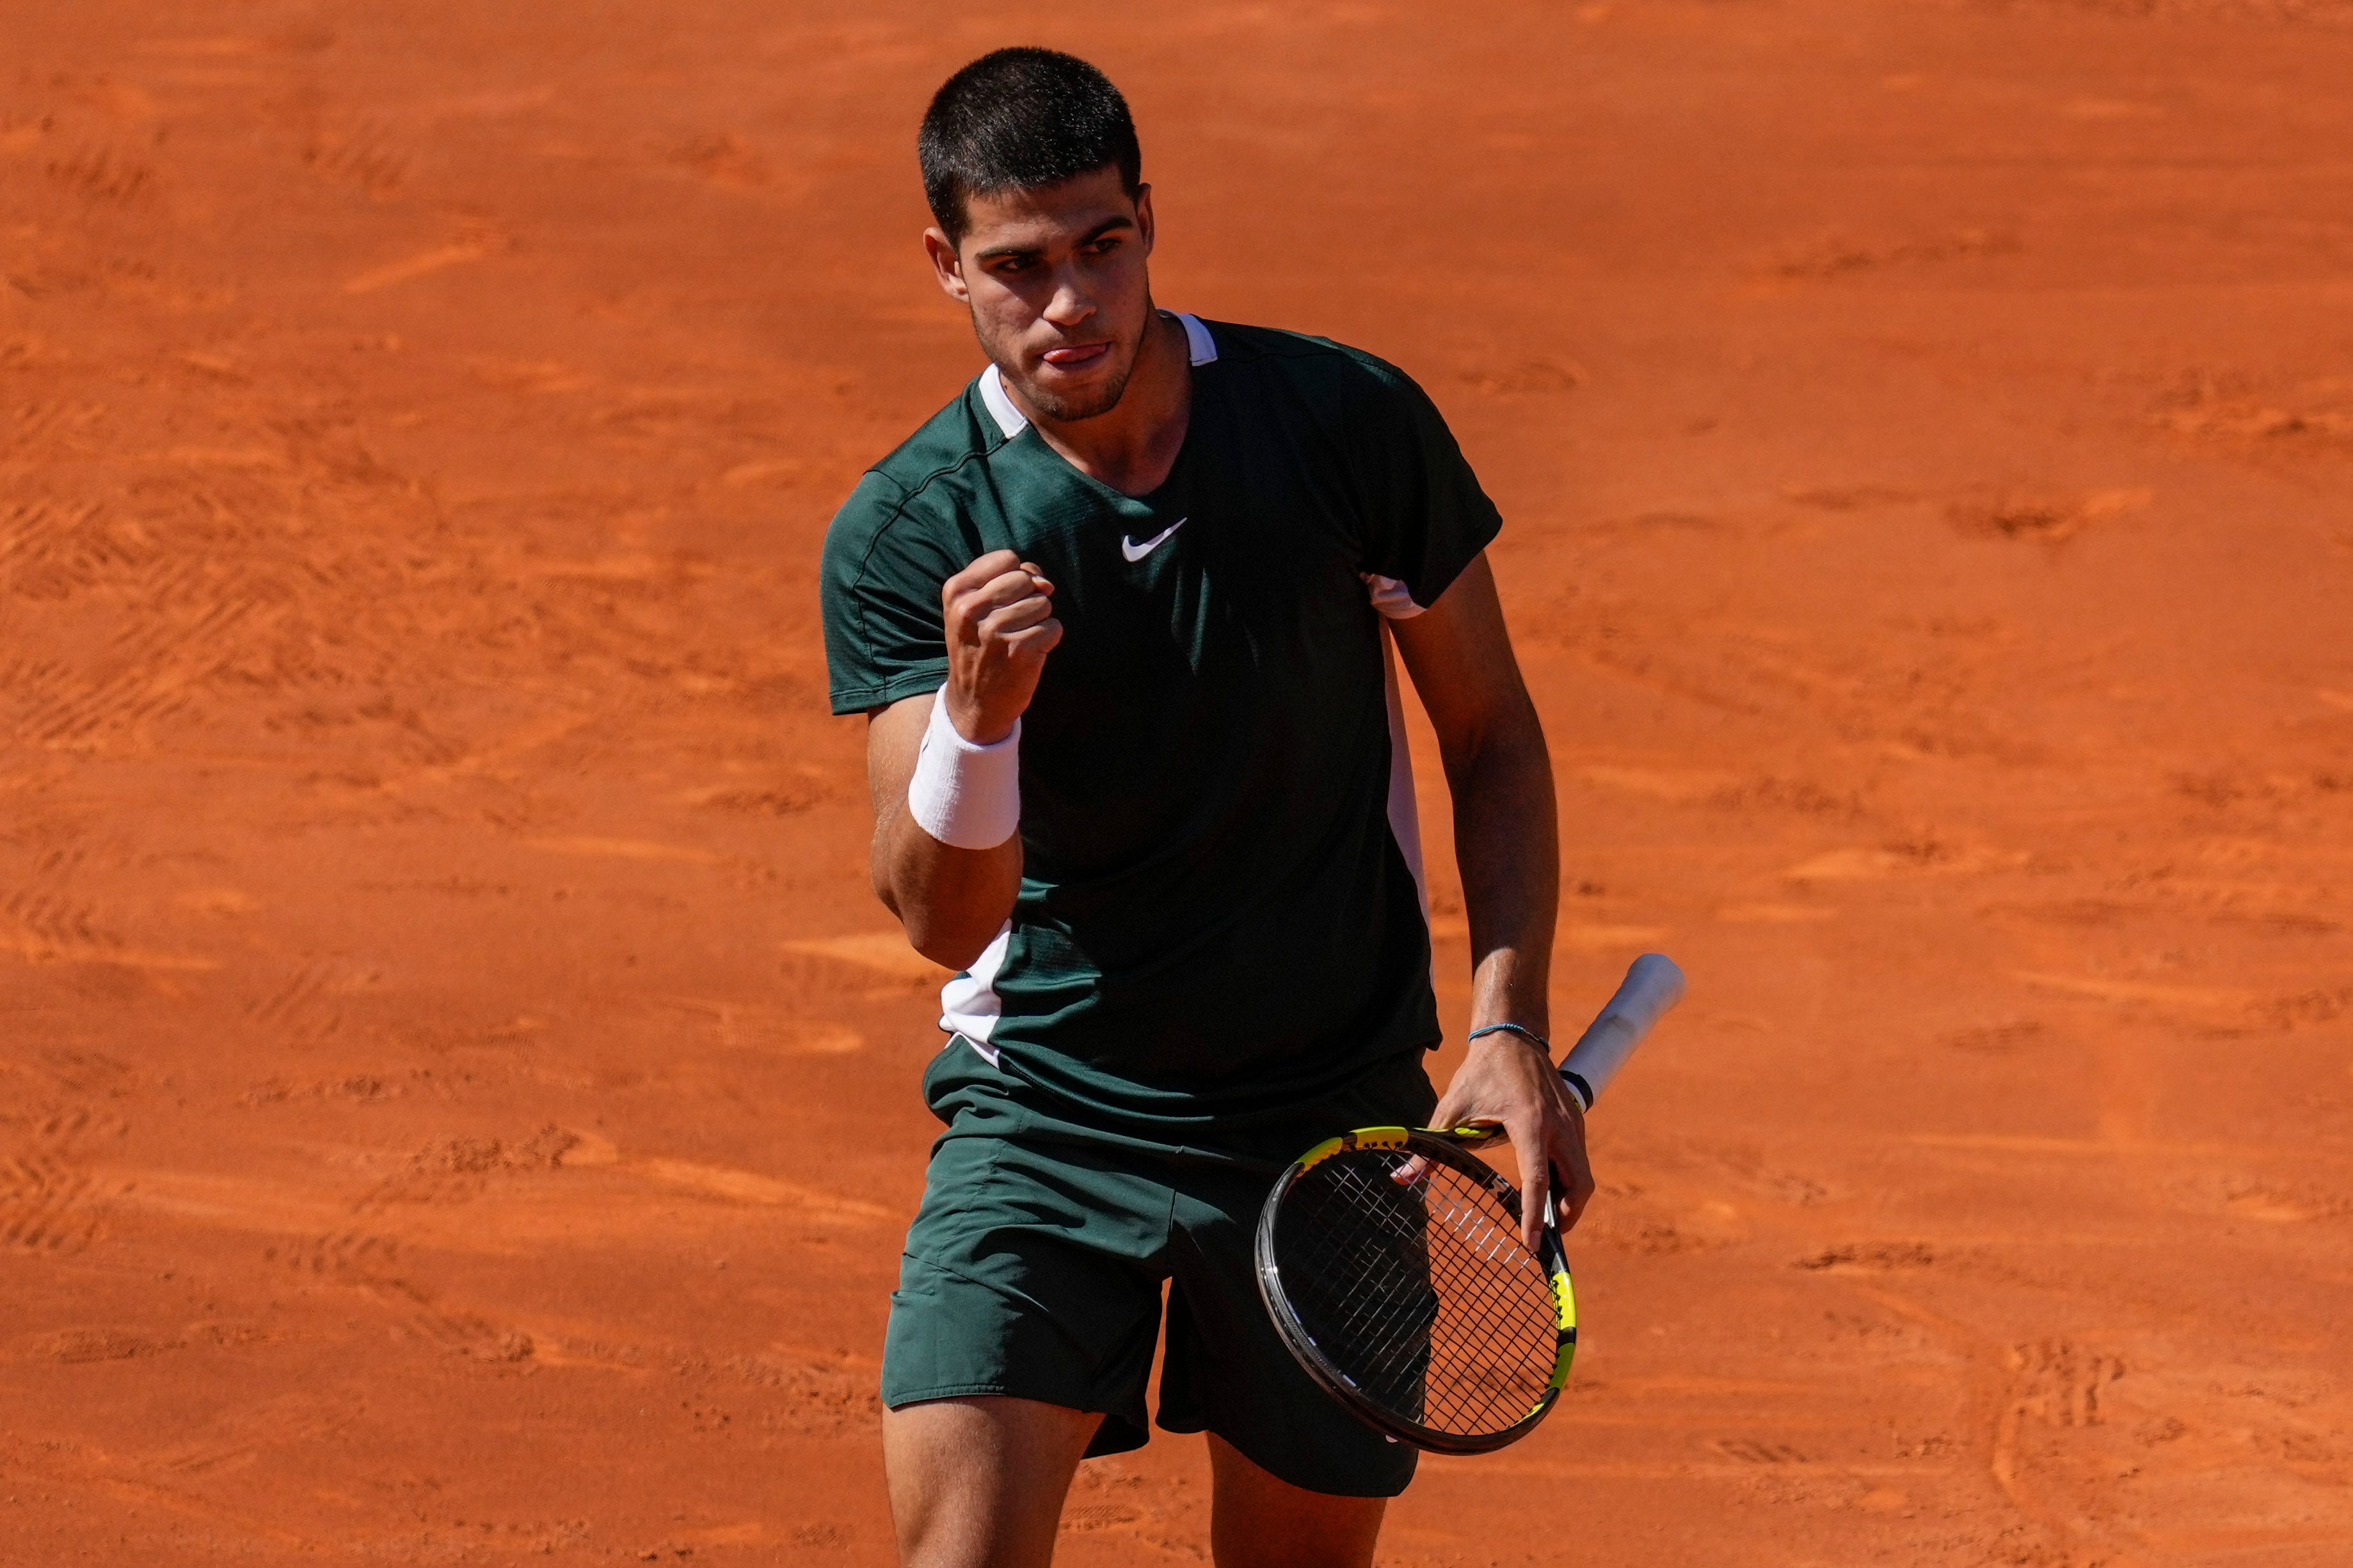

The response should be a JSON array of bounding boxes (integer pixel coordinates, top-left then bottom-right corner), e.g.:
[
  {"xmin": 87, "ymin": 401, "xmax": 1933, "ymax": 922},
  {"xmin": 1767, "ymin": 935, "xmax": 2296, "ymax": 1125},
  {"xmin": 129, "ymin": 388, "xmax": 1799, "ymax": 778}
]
[
  {"xmin": 1275, "ymin": 1147, "xmax": 1559, "ymax": 1436},
  {"xmin": 1286, "ymin": 1157, "xmax": 1549, "ymax": 1430}
]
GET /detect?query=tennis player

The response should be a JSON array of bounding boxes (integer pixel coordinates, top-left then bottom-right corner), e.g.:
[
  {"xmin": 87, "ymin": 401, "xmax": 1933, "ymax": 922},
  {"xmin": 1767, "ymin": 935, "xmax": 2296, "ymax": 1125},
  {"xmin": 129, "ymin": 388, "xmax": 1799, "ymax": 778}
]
[{"xmin": 820, "ymin": 47, "xmax": 1591, "ymax": 1568}]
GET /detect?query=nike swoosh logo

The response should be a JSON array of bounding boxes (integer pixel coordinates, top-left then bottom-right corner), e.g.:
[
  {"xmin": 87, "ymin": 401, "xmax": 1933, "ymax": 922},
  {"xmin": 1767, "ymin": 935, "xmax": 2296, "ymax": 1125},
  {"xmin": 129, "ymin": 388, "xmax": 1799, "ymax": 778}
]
[{"xmin": 1121, "ymin": 518, "xmax": 1186, "ymax": 563}]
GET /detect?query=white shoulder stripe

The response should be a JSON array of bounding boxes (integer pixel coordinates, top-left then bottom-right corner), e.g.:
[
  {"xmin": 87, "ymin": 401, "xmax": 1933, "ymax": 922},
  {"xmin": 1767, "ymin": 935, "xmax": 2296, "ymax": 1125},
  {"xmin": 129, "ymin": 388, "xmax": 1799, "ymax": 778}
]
[{"xmin": 1380, "ymin": 624, "xmax": 1428, "ymax": 916}]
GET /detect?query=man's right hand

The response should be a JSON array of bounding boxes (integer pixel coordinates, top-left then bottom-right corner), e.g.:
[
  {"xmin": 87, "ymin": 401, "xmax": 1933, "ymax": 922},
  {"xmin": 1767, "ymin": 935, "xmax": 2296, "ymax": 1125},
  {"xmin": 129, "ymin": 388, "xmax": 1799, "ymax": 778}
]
[{"xmin": 942, "ymin": 550, "xmax": 1060, "ymax": 743}]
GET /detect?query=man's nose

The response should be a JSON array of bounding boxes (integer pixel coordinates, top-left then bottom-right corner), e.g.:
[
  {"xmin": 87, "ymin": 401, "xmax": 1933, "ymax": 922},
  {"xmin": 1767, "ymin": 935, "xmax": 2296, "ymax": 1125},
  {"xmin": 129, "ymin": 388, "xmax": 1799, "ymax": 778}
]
[{"xmin": 1041, "ymin": 265, "xmax": 1096, "ymax": 328}]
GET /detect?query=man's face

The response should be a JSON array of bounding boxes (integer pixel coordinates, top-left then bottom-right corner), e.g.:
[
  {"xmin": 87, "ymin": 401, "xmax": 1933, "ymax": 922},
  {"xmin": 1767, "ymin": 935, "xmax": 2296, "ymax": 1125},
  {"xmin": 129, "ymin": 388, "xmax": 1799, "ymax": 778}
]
[{"xmin": 925, "ymin": 167, "xmax": 1155, "ymax": 424}]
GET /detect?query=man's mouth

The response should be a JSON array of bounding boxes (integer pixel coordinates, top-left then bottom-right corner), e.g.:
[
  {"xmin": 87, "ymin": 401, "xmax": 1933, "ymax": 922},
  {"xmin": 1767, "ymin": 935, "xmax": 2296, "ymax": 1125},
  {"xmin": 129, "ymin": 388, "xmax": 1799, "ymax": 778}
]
[{"xmin": 1039, "ymin": 342, "xmax": 1112, "ymax": 372}]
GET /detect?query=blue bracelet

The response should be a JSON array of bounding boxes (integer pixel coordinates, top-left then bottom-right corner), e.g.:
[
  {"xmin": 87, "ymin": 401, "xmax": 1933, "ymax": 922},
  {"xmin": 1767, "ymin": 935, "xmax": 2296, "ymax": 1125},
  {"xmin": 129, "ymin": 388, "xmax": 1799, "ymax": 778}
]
[{"xmin": 1466, "ymin": 1022, "xmax": 1552, "ymax": 1057}]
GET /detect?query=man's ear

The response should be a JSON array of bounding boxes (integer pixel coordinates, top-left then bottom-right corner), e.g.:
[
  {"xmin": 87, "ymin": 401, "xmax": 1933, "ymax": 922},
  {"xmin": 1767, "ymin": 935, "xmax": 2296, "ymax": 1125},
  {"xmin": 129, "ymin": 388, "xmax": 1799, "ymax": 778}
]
[
  {"xmin": 1134, "ymin": 184, "xmax": 1155, "ymax": 258},
  {"xmin": 922, "ymin": 227, "xmax": 971, "ymax": 305}
]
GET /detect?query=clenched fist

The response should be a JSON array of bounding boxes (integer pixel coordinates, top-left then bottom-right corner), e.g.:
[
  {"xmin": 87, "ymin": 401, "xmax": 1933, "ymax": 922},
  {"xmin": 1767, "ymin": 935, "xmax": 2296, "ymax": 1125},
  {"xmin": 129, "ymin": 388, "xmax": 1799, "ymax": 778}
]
[{"xmin": 941, "ymin": 549, "xmax": 1061, "ymax": 745}]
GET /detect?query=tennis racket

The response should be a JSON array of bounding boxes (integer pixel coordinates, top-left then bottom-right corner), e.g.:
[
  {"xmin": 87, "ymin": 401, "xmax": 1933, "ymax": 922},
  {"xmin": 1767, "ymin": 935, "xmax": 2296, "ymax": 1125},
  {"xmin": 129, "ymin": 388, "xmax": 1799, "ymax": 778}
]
[{"xmin": 1253, "ymin": 953, "xmax": 1686, "ymax": 1453}]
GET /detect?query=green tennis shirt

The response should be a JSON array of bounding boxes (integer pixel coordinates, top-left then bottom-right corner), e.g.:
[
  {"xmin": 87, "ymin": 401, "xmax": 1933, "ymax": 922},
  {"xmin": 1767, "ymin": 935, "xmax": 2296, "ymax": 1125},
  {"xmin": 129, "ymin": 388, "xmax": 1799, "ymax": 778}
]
[{"xmin": 820, "ymin": 315, "xmax": 1503, "ymax": 1136}]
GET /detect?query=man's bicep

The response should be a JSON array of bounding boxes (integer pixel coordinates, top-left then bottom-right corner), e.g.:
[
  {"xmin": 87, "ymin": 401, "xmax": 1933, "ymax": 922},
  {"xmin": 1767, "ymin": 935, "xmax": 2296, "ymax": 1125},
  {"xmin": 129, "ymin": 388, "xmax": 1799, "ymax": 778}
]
[
  {"xmin": 1388, "ymin": 552, "xmax": 1537, "ymax": 758},
  {"xmin": 865, "ymin": 693, "xmax": 934, "ymax": 823}
]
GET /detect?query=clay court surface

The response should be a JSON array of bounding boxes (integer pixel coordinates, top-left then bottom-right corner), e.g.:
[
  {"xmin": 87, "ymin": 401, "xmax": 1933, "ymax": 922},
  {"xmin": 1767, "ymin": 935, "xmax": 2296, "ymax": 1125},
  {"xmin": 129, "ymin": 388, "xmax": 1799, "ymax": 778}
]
[{"xmin": 6, "ymin": 1, "xmax": 2353, "ymax": 1562}]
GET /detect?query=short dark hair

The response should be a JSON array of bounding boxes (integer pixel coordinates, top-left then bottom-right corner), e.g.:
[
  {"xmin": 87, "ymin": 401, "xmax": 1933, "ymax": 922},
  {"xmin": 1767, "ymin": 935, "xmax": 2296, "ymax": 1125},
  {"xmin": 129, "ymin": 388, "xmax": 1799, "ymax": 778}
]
[{"xmin": 919, "ymin": 48, "xmax": 1142, "ymax": 248}]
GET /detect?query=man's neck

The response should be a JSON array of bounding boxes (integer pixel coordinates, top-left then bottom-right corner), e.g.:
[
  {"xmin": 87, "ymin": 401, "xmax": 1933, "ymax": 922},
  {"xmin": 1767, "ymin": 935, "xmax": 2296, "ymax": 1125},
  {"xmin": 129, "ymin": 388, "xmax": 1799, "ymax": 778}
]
[{"xmin": 1018, "ymin": 311, "xmax": 1192, "ymax": 499}]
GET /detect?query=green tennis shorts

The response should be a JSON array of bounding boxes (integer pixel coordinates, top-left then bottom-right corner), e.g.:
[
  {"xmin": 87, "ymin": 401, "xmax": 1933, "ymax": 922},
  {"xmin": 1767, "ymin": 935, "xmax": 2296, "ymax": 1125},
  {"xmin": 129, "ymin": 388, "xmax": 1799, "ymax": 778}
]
[{"xmin": 881, "ymin": 1038, "xmax": 1440, "ymax": 1498}]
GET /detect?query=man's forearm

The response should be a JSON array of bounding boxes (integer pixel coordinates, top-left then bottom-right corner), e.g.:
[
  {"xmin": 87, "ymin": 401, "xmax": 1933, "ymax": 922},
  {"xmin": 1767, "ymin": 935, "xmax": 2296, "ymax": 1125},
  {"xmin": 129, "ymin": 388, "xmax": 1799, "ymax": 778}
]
[
  {"xmin": 873, "ymin": 802, "xmax": 1023, "ymax": 970},
  {"xmin": 865, "ymin": 689, "xmax": 1028, "ymax": 971},
  {"xmin": 1449, "ymin": 715, "xmax": 1559, "ymax": 1038},
  {"xmin": 1431, "ymin": 706, "xmax": 1588, "ymax": 1241}
]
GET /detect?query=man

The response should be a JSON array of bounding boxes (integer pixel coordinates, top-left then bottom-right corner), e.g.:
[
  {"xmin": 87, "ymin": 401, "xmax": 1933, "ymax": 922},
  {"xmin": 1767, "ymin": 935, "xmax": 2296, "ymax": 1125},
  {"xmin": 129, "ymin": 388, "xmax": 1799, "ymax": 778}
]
[{"xmin": 820, "ymin": 47, "xmax": 1590, "ymax": 1568}]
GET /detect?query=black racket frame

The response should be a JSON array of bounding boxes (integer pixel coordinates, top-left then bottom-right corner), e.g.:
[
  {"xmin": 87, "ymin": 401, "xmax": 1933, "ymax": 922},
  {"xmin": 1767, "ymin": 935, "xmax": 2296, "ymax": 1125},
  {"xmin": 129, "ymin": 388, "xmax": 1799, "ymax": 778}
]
[{"xmin": 1253, "ymin": 1125, "xmax": 1577, "ymax": 1455}]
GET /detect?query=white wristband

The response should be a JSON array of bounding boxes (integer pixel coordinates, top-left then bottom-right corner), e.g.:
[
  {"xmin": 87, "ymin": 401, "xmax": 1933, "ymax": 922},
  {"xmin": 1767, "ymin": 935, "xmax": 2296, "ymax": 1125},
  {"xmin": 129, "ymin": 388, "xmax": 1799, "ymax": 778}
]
[{"xmin": 906, "ymin": 685, "xmax": 1022, "ymax": 850}]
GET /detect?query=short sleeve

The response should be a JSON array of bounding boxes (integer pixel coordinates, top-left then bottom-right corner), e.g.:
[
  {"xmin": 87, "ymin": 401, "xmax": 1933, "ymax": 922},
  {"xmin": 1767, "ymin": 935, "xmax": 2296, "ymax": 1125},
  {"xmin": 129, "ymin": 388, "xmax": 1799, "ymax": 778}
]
[
  {"xmin": 1342, "ymin": 360, "xmax": 1503, "ymax": 613},
  {"xmin": 820, "ymin": 472, "xmax": 959, "ymax": 715}
]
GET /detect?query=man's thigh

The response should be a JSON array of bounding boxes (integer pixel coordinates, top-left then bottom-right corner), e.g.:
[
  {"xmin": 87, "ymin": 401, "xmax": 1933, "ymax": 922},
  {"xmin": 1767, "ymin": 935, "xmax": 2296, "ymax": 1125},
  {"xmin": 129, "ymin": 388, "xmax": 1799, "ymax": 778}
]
[
  {"xmin": 884, "ymin": 1395, "xmax": 1102, "ymax": 1568},
  {"xmin": 1207, "ymin": 1433, "xmax": 1385, "ymax": 1568}
]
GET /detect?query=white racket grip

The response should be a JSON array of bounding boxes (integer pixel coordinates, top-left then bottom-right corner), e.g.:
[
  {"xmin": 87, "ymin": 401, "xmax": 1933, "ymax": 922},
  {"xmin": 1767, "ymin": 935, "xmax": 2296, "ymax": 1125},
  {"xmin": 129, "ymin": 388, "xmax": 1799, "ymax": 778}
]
[{"xmin": 1558, "ymin": 953, "xmax": 1685, "ymax": 1110}]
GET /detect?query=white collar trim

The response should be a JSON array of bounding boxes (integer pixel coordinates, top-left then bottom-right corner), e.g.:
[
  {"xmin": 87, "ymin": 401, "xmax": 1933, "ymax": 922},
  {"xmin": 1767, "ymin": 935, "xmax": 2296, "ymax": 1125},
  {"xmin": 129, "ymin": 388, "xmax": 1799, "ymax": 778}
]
[
  {"xmin": 977, "ymin": 312, "xmax": 1217, "ymax": 442},
  {"xmin": 978, "ymin": 362, "xmax": 1028, "ymax": 439},
  {"xmin": 1173, "ymin": 310, "xmax": 1218, "ymax": 366}
]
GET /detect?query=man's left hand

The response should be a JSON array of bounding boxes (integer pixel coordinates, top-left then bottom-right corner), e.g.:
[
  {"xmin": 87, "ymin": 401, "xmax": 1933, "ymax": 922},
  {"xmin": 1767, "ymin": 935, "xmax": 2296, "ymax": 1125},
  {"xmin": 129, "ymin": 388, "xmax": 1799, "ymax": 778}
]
[{"xmin": 1430, "ymin": 1031, "xmax": 1596, "ymax": 1249}]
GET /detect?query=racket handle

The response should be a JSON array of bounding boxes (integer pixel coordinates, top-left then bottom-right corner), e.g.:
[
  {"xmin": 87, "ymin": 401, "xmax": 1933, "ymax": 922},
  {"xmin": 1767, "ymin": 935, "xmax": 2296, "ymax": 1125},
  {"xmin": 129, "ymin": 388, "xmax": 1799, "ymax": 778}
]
[{"xmin": 1558, "ymin": 953, "xmax": 1684, "ymax": 1110}]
